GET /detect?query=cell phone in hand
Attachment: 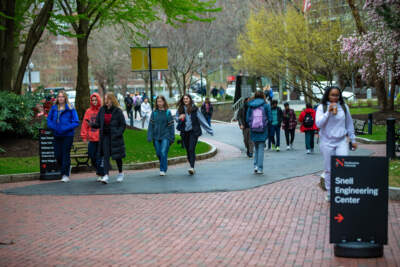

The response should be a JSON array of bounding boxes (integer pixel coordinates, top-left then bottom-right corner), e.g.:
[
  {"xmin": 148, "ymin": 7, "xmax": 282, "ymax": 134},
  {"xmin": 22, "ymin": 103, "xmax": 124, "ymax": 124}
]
[{"xmin": 349, "ymin": 141, "xmax": 353, "ymax": 151}]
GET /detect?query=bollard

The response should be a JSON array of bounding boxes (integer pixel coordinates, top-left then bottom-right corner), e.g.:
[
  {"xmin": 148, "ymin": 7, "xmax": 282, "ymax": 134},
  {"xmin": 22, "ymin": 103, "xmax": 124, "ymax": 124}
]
[
  {"xmin": 386, "ymin": 118, "xmax": 396, "ymax": 159},
  {"xmin": 130, "ymin": 115, "xmax": 134, "ymax": 127},
  {"xmin": 368, "ymin": 113, "xmax": 373, "ymax": 135}
]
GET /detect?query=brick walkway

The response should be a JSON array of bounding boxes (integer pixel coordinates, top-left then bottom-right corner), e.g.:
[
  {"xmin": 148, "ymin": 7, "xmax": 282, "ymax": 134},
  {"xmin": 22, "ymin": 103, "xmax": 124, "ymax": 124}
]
[{"xmin": 0, "ymin": 144, "xmax": 399, "ymax": 266}]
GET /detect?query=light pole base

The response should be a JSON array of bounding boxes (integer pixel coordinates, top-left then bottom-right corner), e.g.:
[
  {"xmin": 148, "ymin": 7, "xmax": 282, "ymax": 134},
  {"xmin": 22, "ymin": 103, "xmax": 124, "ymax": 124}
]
[{"xmin": 334, "ymin": 242, "xmax": 383, "ymax": 258}]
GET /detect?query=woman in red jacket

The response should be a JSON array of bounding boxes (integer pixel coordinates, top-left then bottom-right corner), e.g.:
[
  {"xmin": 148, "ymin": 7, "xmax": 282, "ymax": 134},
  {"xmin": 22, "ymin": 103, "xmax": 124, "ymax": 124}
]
[
  {"xmin": 298, "ymin": 103, "xmax": 319, "ymax": 154},
  {"xmin": 80, "ymin": 93, "xmax": 104, "ymax": 181}
]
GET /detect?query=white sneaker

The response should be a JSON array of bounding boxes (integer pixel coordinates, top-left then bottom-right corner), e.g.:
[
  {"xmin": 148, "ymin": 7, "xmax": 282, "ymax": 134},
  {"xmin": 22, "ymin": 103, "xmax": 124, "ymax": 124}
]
[
  {"xmin": 256, "ymin": 169, "xmax": 264, "ymax": 174},
  {"xmin": 188, "ymin": 168, "xmax": 195, "ymax": 175},
  {"xmin": 286, "ymin": 146, "xmax": 290, "ymax": 150},
  {"xmin": 320, "ymin": 172, "xmax": 325, "ymax": 179},
  {"xmin": 101, "ymin": 175, "xmax": 109, "ymax": 184},
  {"xmin": 116, "ymin": 173, "xmax": 124, "ymax": 182},
  {"xmin": 254, "ymin": 166, "xmax": 258, "ymax": 173},
  {"xmin": 306, "ymin": 149, "xmax": 311, "ymax": 154},
  {"xmin": 276, "ymin": 146, "xmax": 280, "ymax": 152},
  {"xmin": 96, "ymin": 176, "xmax": 102, "ymax": 182},
  {"xmin": 160, "ymin": 171, "xmax": 166, "ymax": 176},
  {"xmin": 61, "ymin": 175, "xmax": 70, "ymax": 182}
]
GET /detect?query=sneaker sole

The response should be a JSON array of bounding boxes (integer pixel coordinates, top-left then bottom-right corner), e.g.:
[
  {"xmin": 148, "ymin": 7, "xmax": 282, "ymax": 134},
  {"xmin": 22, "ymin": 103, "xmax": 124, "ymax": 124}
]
[
  {"xmin": 188, "ymin": 170, "xmax": 194, "ymax": 175},
  {"xmin": 101, "ymin": 181, "xmax": 108, "ymax": 184}
]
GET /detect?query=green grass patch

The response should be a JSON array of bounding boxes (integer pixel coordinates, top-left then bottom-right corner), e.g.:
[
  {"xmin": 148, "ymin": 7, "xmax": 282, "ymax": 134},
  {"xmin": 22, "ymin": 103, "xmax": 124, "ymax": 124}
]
[
  {"xmin": 359, "ymin": 124, "xmax": 386, "ymax": 141},
  {"xmin": 349, "ymin": 107, "xmax": 379, "ymax": 115},
  {"xmin": 389, "ymin": 160, "xmax": 400, "ymax": 187},
  {"xmin": 0, "ymin": 129, "xmax": 211, "ymax": 175}
]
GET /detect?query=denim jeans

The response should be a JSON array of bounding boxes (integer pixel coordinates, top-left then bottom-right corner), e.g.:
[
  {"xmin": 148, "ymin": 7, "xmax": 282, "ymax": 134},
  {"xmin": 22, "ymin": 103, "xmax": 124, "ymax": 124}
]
[
  {"xmin": 205, "ymin": 115, "xmax": 211, "ymax": 126},
  {"xmin": 253, "ymin": 141, "xmax": 265, "ymax": 171},
  {"xmin": 305, "ymin": 130, "xmax": 315, "ymax": 150},
  {"xmin": 268, "ymin": 125, "xmax": 280, "ymax": 148},
  {"xmin": 54, "ymin": 136, "xmax": 74, "ymax": 176},
  {"xmin": 88, "ymin": 141, "xmax": 104, "ymax": 176},
  {"xmin": 153, "ymin": 139, "xmax": 170, "ymax": 172}
]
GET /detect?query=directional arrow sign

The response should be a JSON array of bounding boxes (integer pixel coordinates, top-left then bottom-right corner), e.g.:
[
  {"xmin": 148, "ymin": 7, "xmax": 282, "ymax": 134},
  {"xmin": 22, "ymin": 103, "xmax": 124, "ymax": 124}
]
[{"xmin": 334, "ymin": 213, "xmax": 344, "ymax": 223}]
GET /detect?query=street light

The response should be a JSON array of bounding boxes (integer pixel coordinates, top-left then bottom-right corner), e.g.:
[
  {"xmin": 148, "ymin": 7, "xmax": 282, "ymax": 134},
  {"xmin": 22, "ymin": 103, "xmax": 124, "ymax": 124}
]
[
  {"xmin": 28, "ymin": 61, "xmax": 34, "ymax": 93},
  {"xmin": 198, "ymin": 50, "xmax": 204, "ymax": 96}
]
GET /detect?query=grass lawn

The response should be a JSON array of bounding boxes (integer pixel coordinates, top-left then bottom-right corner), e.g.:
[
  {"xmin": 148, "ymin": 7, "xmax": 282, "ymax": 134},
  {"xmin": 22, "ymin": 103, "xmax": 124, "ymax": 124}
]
[
  {"xmin": 0, "ymin": 129, "xmax": 211, "ymax": 175},
  {"xmin": 349, "ymin": 107, "xmax": 379, "ymax": 115},
  {"xmin": 359, "ymin": 124, "xmax": 386, "ymax": 141},
  {"xmin": 389, "ymin": 160, "xmax": 400, "ymax": 187}
]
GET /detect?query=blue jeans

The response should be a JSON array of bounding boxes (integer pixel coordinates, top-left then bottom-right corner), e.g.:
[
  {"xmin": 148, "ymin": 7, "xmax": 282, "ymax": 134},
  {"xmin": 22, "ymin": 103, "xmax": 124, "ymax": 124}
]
[
  {"xmin": 153, "ymin": 139, "xmax": 170, "ymax": 172},
  {"xmin": 305, "ymin": 130, "xmax": 315, "ymax": 150},
  {"xmin": 205, "ymin": 115, "xmax": 211, "ymax": 126},
  {"xmin": 268, "ymin": 125, "xmax": 280, "ymax": 148},
  {"xmin": 54, "ymin": 136, "xmax": 74, "ymax": 177},
  {"xmin": 253, "ymin": 141, "xmax": 265, "ymax": 171},
  {"xmin": 88, "ymin": 141, "xmax": 104, "ymax": 176}
]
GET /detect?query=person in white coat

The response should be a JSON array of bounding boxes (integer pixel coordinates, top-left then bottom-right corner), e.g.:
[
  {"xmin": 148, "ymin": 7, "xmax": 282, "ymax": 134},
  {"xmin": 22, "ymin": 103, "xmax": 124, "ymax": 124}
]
[
  {"xmin": 141, "ymin": 97, "xmax": 152, "ymax": 128},
  {"xmin": 315, "ymin": 86, "xmax": 358, "ymax": 202}
]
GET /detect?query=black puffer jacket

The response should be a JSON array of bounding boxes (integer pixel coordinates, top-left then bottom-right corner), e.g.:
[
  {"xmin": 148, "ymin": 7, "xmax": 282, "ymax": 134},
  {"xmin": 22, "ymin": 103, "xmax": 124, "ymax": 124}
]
[{"xmin": 94, "ymin": 106, "xmax": 126, "ymax": 160}]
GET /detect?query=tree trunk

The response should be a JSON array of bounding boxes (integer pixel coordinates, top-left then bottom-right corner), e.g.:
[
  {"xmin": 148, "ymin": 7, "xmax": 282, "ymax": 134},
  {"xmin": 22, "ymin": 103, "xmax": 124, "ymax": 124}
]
[
  {"xmin": 388, "ymin": 53, "xmax": 398, "ymax": 111},
  {"xmin": 375, "ymin": 77, "xmax": 387, "ymax": 112},
  {"xmin": 347, "ymin": 0, "xmax": 366, "ymax": 34},
  {"xmin": 13, "ymin": 0, "xmax": 54, "ymax": 94},
  {"xmin": 76, "ymin": 35, "xmax": 90, "ymax": 119},
  {"xmin": 0, "ymin": 0, "xmax": 16, "ymax": 92}
]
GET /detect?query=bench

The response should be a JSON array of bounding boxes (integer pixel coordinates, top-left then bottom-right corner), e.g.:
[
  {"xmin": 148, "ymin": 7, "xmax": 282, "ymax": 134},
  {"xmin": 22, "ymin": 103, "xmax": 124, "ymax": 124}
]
[
  {"xmin": 353, "ymin": 119, "xmax": 367, "ymax": 135},
  {"xmin": 70, "ymin": 141, "xmax": 90, "ymax": 168}
]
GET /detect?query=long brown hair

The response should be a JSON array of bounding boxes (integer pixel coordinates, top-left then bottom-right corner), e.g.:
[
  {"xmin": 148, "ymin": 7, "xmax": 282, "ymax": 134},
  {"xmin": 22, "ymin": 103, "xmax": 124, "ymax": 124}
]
[
  {"xmin": 55, "ymin": 90, "xmax": 72, "ymax": 109},
  {"xmin": 177, "ymin": 94, "xmax": 194, "ymax": 114},
  {"xmin": 104, "ymin": 92, "xmax": 120, "ymax": 108},
  {"xmin": 155, "ymin": 95, "xmax": 169, "ymax": 110}
]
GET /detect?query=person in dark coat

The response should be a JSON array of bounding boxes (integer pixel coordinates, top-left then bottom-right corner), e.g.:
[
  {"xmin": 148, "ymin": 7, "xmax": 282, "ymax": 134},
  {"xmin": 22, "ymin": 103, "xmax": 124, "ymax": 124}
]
[
  {"xmin": 281, "ymin": 102, "xmax": 297, "ymax": 150},
  {"xmin": 47, "ymin": 90, "xmax": 80, "ymax": 182},
  {"xmin": 175, "ymin": 94, "xmax": 213, "ymax": 175},
  {"xmin": 268, "ymin": 100, "xmax": 283, "ymax": 151},
  {"xmin": 201, "ymin": 97, "xmax": 214, "ymax": 126},
  {"xmin": 238, "ymin": 97, "xmax": 254, "ymax": 157},
  {"xmin": 91, "ymin": 92, "xmax": 126, "ymax": 184}
]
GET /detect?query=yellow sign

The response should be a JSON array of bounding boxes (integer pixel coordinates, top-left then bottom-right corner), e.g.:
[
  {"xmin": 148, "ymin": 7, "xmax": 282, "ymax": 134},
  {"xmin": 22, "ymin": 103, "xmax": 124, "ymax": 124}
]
[{"xmin": 131, "ymin": 47, "xmax": 168, "ymax": 71}]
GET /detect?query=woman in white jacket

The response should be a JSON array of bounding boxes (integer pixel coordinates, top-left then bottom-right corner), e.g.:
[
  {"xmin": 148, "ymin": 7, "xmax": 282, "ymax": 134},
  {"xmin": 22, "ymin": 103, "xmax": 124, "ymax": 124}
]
[
  {"xmin": 316, "ymin": 86, "xmax": 358, "ymax": 202},
  {"xmin": 141, "ymin": 97, "xmax": 152, "ymax": 128}
]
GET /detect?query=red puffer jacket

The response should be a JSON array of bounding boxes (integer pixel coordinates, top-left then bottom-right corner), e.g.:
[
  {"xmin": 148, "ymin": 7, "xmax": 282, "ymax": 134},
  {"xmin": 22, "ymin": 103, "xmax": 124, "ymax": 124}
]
[
  {"xmin": 299, "ymin": 108, "xmax": 318, "ymax": 132},
  {"xmin": 80, "ymin": 93, "xmax": 102, "ymax": 142}
]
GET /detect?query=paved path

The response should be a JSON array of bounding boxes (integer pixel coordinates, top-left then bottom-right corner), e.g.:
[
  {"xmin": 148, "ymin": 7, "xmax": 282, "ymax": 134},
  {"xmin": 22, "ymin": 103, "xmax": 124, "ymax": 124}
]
[{"xmin": 0, "ymin": 124, "xmax": 399, "ymax": 266}]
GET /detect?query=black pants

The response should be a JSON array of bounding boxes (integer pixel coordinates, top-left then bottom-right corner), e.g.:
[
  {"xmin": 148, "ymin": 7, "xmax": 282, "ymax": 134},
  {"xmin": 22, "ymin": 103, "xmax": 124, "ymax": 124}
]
[
  {"xmin": 181, "ymin": 131, "xmax": 198, "ymax": 168},
  {"xmin": 88, "ymin": 141, "xmax": 104, "ymax": 176},
  {"xmin": 54, "ymin": 136, "xmax": 74, "ymax": 176},
  {"xmin": 284, "ymin": 129, "xmax": 295, "ymax": 146},
  {"xmin": 102, "ymin": 135, "xmax": 123, "ymax": 175},
  {"xmin": 134, "ymin": 106, "xmax": 141, "ymax": 119}
]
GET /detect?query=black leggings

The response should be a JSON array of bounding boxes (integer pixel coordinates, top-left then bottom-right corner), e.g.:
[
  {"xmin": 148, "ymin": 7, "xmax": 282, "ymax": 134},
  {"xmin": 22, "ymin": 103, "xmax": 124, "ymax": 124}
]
[
  {"xmin": 285, "ymin": 129, "xmax": 295, "ymax": 146},
  {"xmin": 102, "ymin": 135, "xmax": 123, "ymax": 174},
  {"xmin": 181, "ymin": 131, "xmax": 198, "ymax": 168}
]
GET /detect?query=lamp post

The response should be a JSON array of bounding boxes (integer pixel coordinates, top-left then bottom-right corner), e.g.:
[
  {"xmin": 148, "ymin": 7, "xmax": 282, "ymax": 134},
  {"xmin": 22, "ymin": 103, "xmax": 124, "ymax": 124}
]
[
  {"xmin": 28, "ymin": 62, "xmax": 34, "ymax": 92},
  {"xmin": 198, "ymin": 50, "xmax": 204, "ymax": 96}
]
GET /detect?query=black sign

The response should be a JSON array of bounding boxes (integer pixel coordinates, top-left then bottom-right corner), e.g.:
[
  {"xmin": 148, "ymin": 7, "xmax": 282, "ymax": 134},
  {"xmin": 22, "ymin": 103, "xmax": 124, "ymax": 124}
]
[
  {"xmin": 330, "ymin": 156, "xmax": 388, "ymax": 244},
  {"xmin": 39, "ymin": 129, "xmax": 61, "ymax": 180}
]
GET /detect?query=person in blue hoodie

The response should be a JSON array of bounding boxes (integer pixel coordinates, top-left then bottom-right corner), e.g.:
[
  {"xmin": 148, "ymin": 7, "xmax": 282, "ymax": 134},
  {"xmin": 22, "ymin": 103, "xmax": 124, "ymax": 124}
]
[
  {"xmin": 147, "ymin": 96, "xmax": 175, "ymax": 176},
  {"xmin": 47, "ymin": 91, "xmax": 80, "ymax": 182},
  {"xmin": 246, "ymin": 91, "xmax": 272, "ymax": 174}
]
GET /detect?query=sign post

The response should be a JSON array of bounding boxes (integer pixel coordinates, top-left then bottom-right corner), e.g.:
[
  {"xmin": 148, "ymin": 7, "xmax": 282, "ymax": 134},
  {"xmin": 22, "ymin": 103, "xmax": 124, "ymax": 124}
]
[
  {"xmin": 39, "ymin": 129, "xmax": 61, "ymax": 180},
  {"xmin": 330, "ymin": 156, "xmax": 388, "ymax": 258}
]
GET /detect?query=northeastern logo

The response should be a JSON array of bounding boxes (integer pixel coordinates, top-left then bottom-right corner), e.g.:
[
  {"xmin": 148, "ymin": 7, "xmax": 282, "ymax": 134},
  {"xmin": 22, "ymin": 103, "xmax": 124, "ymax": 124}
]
[{"xmin": 335, "ymin": 158, "xmax": 360, "ymax": 168}]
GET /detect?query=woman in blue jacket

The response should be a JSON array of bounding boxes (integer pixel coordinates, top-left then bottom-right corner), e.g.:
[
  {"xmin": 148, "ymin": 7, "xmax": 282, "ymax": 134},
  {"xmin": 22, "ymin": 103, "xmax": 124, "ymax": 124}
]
[
  {"xmin": 246, "ymin": 91, "xmax": 272, "ymax": 174},
  {"xmin": 47, "ymin": 91, "xmax": 80, "ymax": 182},
  {"xmin": 147, "ymin": 96, "xmax": 175, "ymax": 176}
]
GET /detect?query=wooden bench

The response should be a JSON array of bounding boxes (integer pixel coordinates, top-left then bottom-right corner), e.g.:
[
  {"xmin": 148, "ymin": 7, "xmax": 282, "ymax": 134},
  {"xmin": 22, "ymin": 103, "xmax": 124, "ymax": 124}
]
[
  {"xmin": 353, "ymin": 119, "xmax": 367, "ymax": 135},
  {"xmin": 70, "ymin": 141, "xmax": 90, "ymax": 168}
]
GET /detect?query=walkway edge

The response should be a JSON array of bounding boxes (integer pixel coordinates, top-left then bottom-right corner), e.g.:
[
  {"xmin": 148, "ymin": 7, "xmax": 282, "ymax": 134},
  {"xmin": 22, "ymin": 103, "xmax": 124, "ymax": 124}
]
[
  {"xmin": 356, "ymin": 136, "xmax": 385, "ymax": 144},
  {"xmin": 0, "ymin": 141, "xmax": 217, "ymax": 184},
  {"xmin": 389, "ymin": 186, "xmax": 400, "ymax": 201}
]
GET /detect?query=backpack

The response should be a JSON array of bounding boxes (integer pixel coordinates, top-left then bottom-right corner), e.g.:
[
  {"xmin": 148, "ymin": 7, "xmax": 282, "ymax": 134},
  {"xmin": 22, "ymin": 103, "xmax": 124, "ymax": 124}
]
[
  {"xmin": 250, "ymin": 106, "xmax": 267, "ymax": 132},
  {"xmin": 303, "ymin": 112, "xmax": 314, "ymax": 127},
  {"xmin": 134, "ymin": 97, "xmax": 141, "ymax": 107}
]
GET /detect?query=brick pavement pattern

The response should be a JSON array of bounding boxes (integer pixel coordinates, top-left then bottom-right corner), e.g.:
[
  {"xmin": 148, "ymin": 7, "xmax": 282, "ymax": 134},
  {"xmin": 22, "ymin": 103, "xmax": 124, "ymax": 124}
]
[{"xmin": 0, "ymin": 144, "xmax": 399, "ymax": 266}]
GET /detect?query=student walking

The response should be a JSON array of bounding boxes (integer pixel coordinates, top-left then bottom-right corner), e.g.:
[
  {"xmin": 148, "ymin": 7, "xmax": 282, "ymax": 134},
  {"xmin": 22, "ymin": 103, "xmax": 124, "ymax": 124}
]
[
  {"xmin": 141, "ymin": 98, "xmax": 152, "ymax": 128},
  {"xmin": 47, "ymin": 91, "xmax": 80, "ymax": 182},
  {"xmin": 124, "ymin": 92, "xmax": 133, "ymax": 120},
  {"xmin": 238, "ymin": 97, "xmax": 254, "ymax": 158},
  {"xmin": 316, "ymin": 86, "xmax": 357, "ymax": 201},
  {"xmin": 282, "ymin": 102, "xmax": 297, "ymax": 150},
  {"xmin": 91, "ymin": 92, "xmax": 126, "ymax": 184},
  {"xmin": 133, "ymin": 93, "xmax": 142, "ymax": 120},
  {"xmin": 176, "ymin": 94, "xmax": 213, "ymax": 175},
  {"xmin": 299, "ymin": 103, "xmax": 319, "ymax": 154},
  {"xmin": 201, "ymin": 97, "xmax": 214, "ymax": 126},
  {"xmin": 268, "ymin": 100, "xmax": 283, "ymax": 151},
  {"xmin": 147, "ymin": 96, "xmax": 175, "ymax": 176},
  {"xmin": 81, "ymin": 93, "xmax": 105, "ymax": 181},
  {"xmin": 246, "ymin": 91, "xmax": 271, "ymax": 174}
]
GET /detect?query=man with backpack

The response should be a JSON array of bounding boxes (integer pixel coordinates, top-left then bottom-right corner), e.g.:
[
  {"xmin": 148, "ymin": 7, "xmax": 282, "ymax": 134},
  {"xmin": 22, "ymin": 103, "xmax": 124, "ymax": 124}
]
[
  {"xmin": 246, "ymin": 91, "xmax": 271, "ymax": 174},
  {"xmin": 124, "ymin": 92, "xmax": 133, "ymax": 120},
  {"xmin": 282, "ymin": 102, "xmax": 297, "ymax": 150},
  {"xmin": 269, "ymin": 100, "xmax": 283, "ymax": 151},
  {"xmin": 133, "ymin": 92, "xmax": 142, "ymax": 120},
  {"xmin": 299, "ymin": 103, "xmax": 318, "ymax": 154}
]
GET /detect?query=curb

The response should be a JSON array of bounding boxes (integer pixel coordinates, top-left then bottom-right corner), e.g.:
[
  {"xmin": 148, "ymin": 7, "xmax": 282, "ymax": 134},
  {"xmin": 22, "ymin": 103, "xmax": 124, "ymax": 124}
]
[
  {"xmin": 355, "ymin": 136, "xmax": 385, "ymax": 144},
  {"xmin": 0, "ymin": 142, "xmax": 217, "ymax": 184},
  {"xmin": 389, "ymin": 186, "xmax": 400, "ymax": 201}
]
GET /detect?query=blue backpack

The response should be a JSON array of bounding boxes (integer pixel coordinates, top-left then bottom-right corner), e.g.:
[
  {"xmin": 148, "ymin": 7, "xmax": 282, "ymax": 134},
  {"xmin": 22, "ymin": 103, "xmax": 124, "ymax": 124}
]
[{"xmin": 250, "ymin": 106, "xmax": 267, "ymax": 132}]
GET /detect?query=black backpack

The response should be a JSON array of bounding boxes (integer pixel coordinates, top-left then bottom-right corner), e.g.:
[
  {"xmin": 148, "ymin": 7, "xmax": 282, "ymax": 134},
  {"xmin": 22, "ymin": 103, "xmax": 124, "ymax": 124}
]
[{"xmin": 303, "ymin": 112, "xmax": 314, "ymax": 127}]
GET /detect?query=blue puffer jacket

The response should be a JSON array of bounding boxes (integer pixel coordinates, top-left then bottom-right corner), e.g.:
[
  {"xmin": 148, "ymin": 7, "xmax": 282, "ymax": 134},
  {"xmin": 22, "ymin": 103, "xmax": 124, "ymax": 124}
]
[
  {"xmin": 246, "ymin": 98, "xmax": 272, "ymax": 142},
  {"xmin": 47, "ymin": 104, "xmax": 80, "ymax": 137}
]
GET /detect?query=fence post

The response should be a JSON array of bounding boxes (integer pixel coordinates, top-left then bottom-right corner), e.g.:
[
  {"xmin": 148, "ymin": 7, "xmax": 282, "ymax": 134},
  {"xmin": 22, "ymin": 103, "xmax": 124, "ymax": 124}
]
[{"xmin": 386, "ymin": 118, "xmax": 396, "ymax": 159}]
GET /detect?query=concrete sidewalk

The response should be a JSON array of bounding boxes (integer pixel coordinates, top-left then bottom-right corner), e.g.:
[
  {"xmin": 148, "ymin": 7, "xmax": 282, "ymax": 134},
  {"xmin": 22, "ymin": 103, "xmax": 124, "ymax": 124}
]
[{"xmin": 0, "ymin": 142, "xmax": 399, "ymax": 266}]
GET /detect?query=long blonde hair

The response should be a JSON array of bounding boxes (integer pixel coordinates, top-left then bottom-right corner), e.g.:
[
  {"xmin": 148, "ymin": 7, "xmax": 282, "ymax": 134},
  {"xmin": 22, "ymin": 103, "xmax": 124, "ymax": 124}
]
[
  {"xmin": 104, "ymin": 92, "xmax": 120, "ymax": 108},
  {"xmin": 55, "ymin": 90, "xmax": 72, "ymax": 109}
]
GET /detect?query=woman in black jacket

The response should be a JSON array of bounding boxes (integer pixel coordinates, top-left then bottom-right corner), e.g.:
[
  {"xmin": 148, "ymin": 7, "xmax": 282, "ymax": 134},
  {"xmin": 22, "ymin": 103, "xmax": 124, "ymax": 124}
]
[
  {"xmin": 176, "ymin": 94, "xmax": 213, "ymax": 175},
  {"xmin": 91, "ymin": 92, "xmax": 126, "ymax": 184}
]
